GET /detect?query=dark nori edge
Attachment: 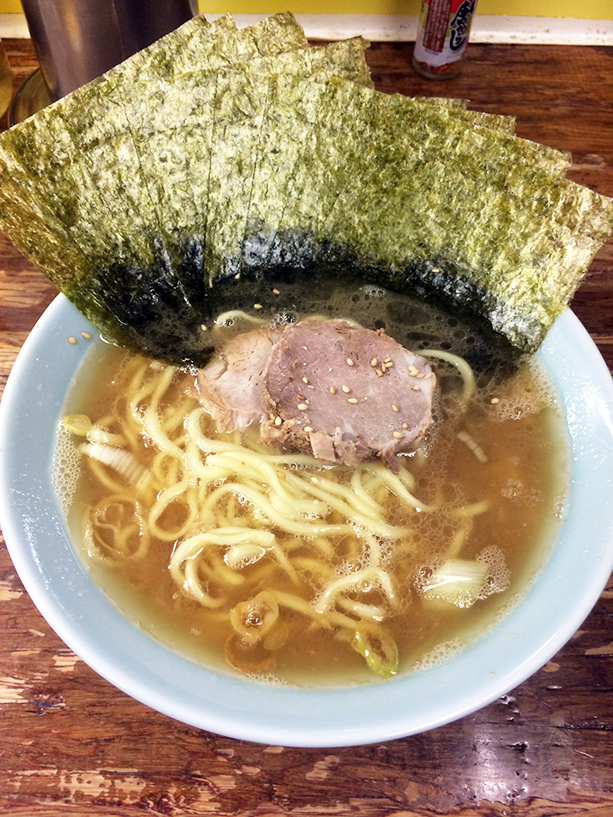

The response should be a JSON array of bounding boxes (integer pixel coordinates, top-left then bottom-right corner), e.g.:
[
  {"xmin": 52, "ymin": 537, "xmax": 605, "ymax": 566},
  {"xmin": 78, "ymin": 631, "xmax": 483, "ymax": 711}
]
[
  {"xmin": 66, "ymin": 237, "xmax": 213, "ymax": 367},
  {"xmin": 61, "ymin": 223, "xmax": 520, "ymax": 369}
]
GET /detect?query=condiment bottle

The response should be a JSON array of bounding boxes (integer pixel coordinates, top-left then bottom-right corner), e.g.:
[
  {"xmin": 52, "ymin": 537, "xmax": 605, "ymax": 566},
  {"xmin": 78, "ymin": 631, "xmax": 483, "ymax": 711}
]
[{"xmin": 412, "ymin": 0, "xmax": 477, "ymax": 79}]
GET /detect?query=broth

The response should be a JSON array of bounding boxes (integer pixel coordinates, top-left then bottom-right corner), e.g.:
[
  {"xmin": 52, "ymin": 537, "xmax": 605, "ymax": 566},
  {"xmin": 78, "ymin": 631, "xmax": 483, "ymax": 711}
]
[{"xmin": 55, "ymin": 284, "xmax": 569, "ymax": 687}]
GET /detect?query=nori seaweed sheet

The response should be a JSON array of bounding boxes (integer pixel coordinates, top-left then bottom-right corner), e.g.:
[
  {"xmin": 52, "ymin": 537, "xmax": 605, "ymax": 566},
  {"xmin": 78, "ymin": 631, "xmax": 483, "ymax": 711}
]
[
  {"xmin": 203, "ymin": 38, "xmax": 372, "ymax": 281},
  {"xmin": 0, "ymin": 16, "xmax": 219, "ymax": 298},
  {"xmin": 222, "ymin": 74, "xmax": 611, "ymax": 353},
  {"xmin": 238, "ymin": 75, "xmax": 519, "ymax": 277},
  {"xmin": 104, "ymin": 13, "xmax": 310, "ymax": 306},
  {"xmin": 242, "ymin": 84, "xmax": 570, "ymax": 285},
  {"xmin": 0, "ymin": 14, "xmax": 611, "ymax": 365},
  {"xmin": 296, "ymin": 78, "xmax": 609, "ymax": 349},
  {"xmin": 0, "ymin": 141, "xmax": 90, "ymax": 289},
  {"xmin": 0, "ymin": 16, "xmax": 221, "ymax": 255},
  {"xmin": 0, "ymin": 14, "xmax": 316, "ymax": 360}
]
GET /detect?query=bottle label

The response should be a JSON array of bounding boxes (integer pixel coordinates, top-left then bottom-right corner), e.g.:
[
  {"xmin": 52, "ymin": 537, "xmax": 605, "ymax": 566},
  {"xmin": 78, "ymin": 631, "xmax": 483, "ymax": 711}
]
[{"xmin": 414, "ymin": 0, "xmax": 477, "ymax": 69}]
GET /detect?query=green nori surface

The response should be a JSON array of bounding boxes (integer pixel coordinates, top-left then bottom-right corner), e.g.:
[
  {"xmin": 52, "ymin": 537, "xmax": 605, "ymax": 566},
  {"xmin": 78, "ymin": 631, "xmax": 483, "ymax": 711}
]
[
  {"xmin": 0, "ymin": 13, "xmax": 308, "ymax": 278},
  {"xmin": 203, "ymin": 39, "xmax": 372, "ymax": 281},
  {"xmin": 0, "ymin": 15, "xmax": 222, "ymax": 285},
  {"xmin": 0, "ymin": 142, "xmax": 90, "ymax": 289},
  {"xmin": 0, "ymin": 15, "xmax": 611, "ymax": 366}
]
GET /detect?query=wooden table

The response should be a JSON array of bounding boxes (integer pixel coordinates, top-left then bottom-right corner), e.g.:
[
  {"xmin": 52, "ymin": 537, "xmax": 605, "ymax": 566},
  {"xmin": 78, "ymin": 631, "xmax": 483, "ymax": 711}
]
[{"xmin": 1, "ymin": 36, "xmax": 612, "ymax": 816}]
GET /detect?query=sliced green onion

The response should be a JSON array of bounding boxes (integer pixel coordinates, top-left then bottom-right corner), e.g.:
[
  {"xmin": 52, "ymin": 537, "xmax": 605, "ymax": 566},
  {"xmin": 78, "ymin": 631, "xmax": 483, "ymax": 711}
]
[
  {"xmin": 230, "ymin": 591, "xmax": 279, "ymax": 644},
  {"xmin": 63, "ymin": 413, "xmax": 92, "ymax": 436},
  {"xmin": 353, "ymin": 625, "xmax": 399, "ymax": 678}
]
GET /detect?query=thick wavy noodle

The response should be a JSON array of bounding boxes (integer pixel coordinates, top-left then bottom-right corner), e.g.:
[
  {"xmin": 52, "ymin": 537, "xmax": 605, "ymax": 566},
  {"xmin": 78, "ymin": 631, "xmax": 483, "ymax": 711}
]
[{"xmin": 58, "ymin": 302, "xmax": 569, "ymax": 686}]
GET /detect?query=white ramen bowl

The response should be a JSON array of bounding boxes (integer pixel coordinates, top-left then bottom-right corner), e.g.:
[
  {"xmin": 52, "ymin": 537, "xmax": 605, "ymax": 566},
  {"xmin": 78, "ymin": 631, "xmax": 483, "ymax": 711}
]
[{"xmin": 1, "ymin": 295, "xmax": 613, "ymax": 747}]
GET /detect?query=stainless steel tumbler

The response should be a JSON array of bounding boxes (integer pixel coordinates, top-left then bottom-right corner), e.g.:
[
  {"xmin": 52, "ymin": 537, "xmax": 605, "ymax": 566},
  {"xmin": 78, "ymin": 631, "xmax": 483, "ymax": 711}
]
[{"xmin": 21, "ymin": 0, "xmax": 198, "ymax": 100}]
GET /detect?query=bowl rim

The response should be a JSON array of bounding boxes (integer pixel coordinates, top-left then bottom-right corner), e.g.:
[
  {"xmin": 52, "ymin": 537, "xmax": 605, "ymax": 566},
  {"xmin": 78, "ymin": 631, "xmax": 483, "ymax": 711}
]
[{"xmin": 1, "ymin": 294, "xmax": 613, "ymax": 747}]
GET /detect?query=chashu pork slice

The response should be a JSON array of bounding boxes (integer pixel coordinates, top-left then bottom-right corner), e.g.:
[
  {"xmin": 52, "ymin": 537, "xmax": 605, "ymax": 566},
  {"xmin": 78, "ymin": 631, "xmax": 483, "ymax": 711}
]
[
  {"xmin": 197, "ymin": 320, "xmax": 436, "ymax": 469},
  {"xmin": 260, "ymin": 321, "xmax": 436, "ymax": 470},
  {"xmin": 196, "ymin": 327, "xmax": 284, "ymax": 432}
]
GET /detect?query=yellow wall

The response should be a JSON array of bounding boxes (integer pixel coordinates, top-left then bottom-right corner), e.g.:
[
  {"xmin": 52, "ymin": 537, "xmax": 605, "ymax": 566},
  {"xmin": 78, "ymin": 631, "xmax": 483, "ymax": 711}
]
[{"xmin": 0, "ymin": 0, "xmax": 611, "ymax": 19}]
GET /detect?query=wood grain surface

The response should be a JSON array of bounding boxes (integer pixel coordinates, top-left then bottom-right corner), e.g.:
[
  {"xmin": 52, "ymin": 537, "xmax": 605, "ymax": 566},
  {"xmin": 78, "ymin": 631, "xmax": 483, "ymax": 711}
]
[{"xmin": 1, "ymin": 36, "xmax": 613, "ymax": 816}]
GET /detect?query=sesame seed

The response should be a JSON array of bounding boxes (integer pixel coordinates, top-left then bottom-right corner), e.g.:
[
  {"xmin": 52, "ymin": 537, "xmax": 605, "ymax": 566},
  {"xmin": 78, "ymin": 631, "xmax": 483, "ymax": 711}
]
[
  {"xmin": 432, "ymin": 267, "xmax": 440, "ymax": 273},
  {"xmin": 297, "ymin": 403, "xmax": 308, "ymax": 411},
  {"xmin": 80, "ymin": 331, "xmax": 92, "ymax": 340},
  {"xmin": 402, "ymin": 423, "xmax": 408, "ymax": 430},
  {"xmin": 347, "ymin": 397, "xmax": 358, "ymax": 404},
  {"xmin": 412, "ymin": 385, "xmax": 421, "ymax": 392},
  {"xmin": 297, "ymin": 394, "xmax": 305, "ymax": 400},
  {"xmin": 302, "ymin": 377, "xmax": 309, "ymax": 384},
  {"xmin": 370, "ymin": 358, "xmax": 378, "ymax": 367},
  {"xmin": 392, "ymin": 404, "xmax": 399, "ymax": 412},
  {"xmin": 346, "ymin": 358, "xmax": 354, "ymax": 367},
  {"xmin": 235, "ymin": 272, "xmax": 241, "ymax": 279},
  {"xmin": 311, "ymin": 476, "xmax": 320, "ymax": 484},
  {"xmin": 253, "ymin": 303, "xmax": 263, "ymax": 310},
  {"xmin": 342, "ymin": 385, "xmax": 351, "ymax": 393},
  {"xmin": 384, "ymin": 357, "xmax": 392, "ymax": 363},
  {"xmin": 409, "ymin": 366, "xmax": 419, "ymax": 377},
  {"xmin": 287, "ymin": 419, "xmax": 296, "ymax": 428},
  {"xmin": 393, "ymin": 431, "xmax": 404, "ymax": 439},
  {"xmin": 375, "ymin": 370, "xmax": 383, "ymax": 377},
  {"xmin": 384, "ymin": 361, "xmax": 394, "ymax": 369},
  {"xmin": 304, "ymin": 426, "xmax": 313, "ymax": 433},
  {"xmin": 329, "ymin": 386, "xmax": 336, "ymax": 395},
  {"xmin": 272, "ymin": 288, "xmax": 280, "ymax": 295},
  {"xmin": 200, "ymin": 324, "xmax": 208, "ymax": 332},
  {"xmin": 274, "ymin": 416, "xmax": 282, "ymax": 426},
  {"xmin": 67, "ymin": 336, "xmax": 77, "ymax": 345},
  {"xmin": 491, "ymin": 397, "xmax": 500, "ymax": 404}
]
